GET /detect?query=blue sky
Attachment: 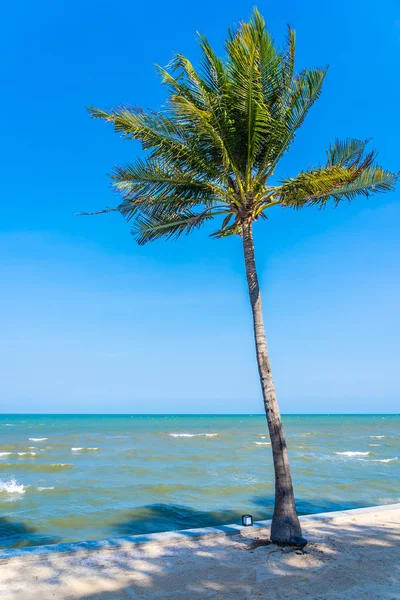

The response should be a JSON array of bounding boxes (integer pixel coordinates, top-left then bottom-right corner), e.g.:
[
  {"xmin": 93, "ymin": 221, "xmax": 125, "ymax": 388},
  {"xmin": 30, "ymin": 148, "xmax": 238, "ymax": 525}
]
[{"xmin": 0, "ymin": 0, "xmax": 399, "ymax": 414}]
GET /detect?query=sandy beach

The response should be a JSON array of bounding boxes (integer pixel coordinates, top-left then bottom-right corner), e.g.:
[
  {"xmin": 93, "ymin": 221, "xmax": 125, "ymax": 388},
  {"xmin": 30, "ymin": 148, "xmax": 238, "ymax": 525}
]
[{"xmin": 0, "ymin": 504, "xmax": 399, "ymax": 599}]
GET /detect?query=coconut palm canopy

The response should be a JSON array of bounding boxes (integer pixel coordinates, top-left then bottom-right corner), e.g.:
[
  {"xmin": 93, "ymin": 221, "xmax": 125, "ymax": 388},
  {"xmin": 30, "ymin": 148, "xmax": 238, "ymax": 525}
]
[{"xmin": 87, "ymin": 9, "xmax": 396, "ymax": 243}]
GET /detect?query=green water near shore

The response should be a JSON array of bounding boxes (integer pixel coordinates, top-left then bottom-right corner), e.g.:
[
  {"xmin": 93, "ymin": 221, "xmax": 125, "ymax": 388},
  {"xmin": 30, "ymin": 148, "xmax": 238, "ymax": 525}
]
[{"xmin": 0, "ymin": 414, "xmax": 399, "ymax": 548}]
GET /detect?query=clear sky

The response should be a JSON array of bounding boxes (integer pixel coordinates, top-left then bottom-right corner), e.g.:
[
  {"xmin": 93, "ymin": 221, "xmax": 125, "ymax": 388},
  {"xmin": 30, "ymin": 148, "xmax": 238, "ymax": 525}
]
[{"xmin": 1, "ymin": 0, "xmax": 399, "ymax": 414}]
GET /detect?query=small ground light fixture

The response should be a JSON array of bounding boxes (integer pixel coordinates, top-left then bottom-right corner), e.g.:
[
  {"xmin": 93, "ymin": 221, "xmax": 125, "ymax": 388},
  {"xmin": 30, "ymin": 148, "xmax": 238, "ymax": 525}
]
[{"xmin": 242, "ymin": 514, "xmax": 253, "ymax": 526}]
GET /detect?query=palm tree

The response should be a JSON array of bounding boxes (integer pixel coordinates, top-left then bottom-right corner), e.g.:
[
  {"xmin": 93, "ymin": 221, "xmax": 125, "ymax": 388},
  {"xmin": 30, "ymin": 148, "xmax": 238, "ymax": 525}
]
[{"xmin": 85, "ymin": 9, "xmax": 397, "ymax": 544}]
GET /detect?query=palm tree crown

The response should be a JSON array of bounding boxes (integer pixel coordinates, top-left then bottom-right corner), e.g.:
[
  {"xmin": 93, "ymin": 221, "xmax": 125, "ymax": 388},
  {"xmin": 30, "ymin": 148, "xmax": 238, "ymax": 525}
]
[{"xmin": 87, "ymin": 10, "xmax": 396, "ymax": 243}]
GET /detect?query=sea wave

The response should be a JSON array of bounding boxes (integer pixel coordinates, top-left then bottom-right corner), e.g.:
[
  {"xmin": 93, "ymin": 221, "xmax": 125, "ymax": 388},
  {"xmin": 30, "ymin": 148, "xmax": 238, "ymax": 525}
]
[
  {"xmin": 1, "ymin": 451, "xmax": 37, "ymax": 457},
  {"xmin": 37, "ymin": 486, "xmax": 55, "ymax": 491},
  {"xmin": 371, "ymin": 457, "xmax": 398, "ymax": 463},
  {"xmin": 0, "ymin": 479, "xmax": 26, "ymax": 494},
  {"xmin": 294, "ymin": 454, "xmax": 314, "ymax": 462},
  {"xmin": 334, "ymin": 451, "xmax": 371, "ymax": 457},
  {"xmin": 0, "ymin": 462, "xmax": 73, "ymax": 473},
  {"xmin": 168, "ymin": 433, "xmax": 218, "ymax": 438},
  {"xmin": 253, "ymin": 442, "xmax": 271, "ymax": 445},
  {"xmin": 71, "ymin": 447, "xmax": 99, "ymax": 452},
  {"xmin": 370, "ymin": 435, "xmax": 385, "ymax": 439},
  {"xmin": 29, "ymin": 438, "xmax": 48, "ymax": 442}
]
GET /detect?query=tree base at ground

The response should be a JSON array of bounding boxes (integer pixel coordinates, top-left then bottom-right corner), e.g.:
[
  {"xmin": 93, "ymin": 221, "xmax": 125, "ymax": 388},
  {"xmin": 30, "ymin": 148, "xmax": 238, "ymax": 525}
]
[{"xmin": 270, "ymin": 514, "xmax": 304, "ymax": 546}]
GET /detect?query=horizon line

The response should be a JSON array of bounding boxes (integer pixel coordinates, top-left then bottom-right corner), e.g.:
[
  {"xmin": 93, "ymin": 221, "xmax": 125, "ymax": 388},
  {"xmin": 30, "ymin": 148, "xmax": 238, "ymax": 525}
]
[{"xmin": 1, "ymin": 413, "xmax": 399, "ymax": 417}]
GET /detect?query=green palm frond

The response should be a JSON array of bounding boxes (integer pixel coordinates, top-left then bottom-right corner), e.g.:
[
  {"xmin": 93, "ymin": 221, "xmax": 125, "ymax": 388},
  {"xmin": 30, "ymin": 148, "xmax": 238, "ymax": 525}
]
[
  {"xmin": 326, "ymin": 138, "xmax": 374, "ymax": 169},
  {"xmin": 210, "ymin": 217, "xmax": 242, "ymax": 239},
  {"xmin": 132, "ymin": 208, "xmax": 222, "ymax": 245},
  {"xmin": 277, "ymin": 167, "xmax": 358, "ymax": 207},
  {"xmin": 256, "ymin": 17, "xmax": 285, "ymax": 106},
  {"xmin": 281, "ymin": 26, "xmax": 296, "ymax": 92},
  {"xmin": 256, "ymin": 67, "xmax": 328, "ymax": 181},
  {"xmin": 160, "ymin": 54, "xmax": 244, "ymax": 183},
  {"xmin": 225, "ymin": 11, "xmax": 271, "ymax": 178},
  {"xmin": 277, "ymin": 139, "xmax": 397, "ymax": 208},
  {"xmin": 111, "ymin": 159, "xmax": 228, "ymax": 201},
  {"xmin": 88, "ymin": 105, "xmax": 221, "ymax": 179},
  {"xmin": 327, "ymin": 167, "xmax": 397, "ymax": 202},
  {"xmin": 196, "ymin": 35, "xmax": 229, "ymax": 98}
]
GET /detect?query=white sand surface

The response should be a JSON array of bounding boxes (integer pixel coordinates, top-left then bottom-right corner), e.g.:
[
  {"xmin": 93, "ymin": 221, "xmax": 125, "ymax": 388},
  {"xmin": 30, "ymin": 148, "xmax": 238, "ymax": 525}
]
[{"xmin": 0, "ymin": 505, "xmax": 399, "ymax": 599}]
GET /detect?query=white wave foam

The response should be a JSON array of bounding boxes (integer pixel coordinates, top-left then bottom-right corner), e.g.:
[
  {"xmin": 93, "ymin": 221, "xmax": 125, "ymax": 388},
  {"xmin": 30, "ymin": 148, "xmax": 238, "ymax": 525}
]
[
  {"xmin": 29, "ymin": 438, "xmax": 48, "ymax": 442},
  {"xmin": 168, "ymin": 433, "xmax": 218, "ymax": 438},
  {"xmin": 334, "ymin": 451, "xmax": 370, "ymax": 457},
  {"xmin": 372, "ymin": 457, "xmax": 398, "ymax": 463},
  {"xmin": 71, "ymin": 447, "xmax": 99, "ymax": 451},
  {"xmin": 37, "ymin": 486, "xmax": 55, "ymax": 491},
  {"xmin": 17, "ymin": 452, "xmax": 37, "ymax": 456},
  {"xmin": 369, "ymin": 444, "xmax": 380, "ymax": 447},
  {"xmin": 0, "ymin": 479, "xmax": 26, "ymax": 494},
  {"xmin": 370, "ymin": 435, "xmax": 385, "ymax": 439},
  {"xmin": 253, "ymin": 441, "xmax": 271, "ymax": 445},
  {"xmin": 0, "ymin": 452, "xmax": 12, "ymax": 457}
]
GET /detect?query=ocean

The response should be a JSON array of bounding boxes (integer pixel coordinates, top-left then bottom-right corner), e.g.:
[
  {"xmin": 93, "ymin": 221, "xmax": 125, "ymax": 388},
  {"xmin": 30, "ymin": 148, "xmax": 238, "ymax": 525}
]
[{"xmin": 0, "ymin": 414, "xmax": 399, "ymax": 549}]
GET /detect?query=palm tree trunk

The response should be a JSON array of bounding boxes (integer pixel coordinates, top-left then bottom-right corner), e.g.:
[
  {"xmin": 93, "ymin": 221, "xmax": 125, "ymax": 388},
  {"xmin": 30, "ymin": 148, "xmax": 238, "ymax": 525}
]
[{"xmin": 241, "ymin": 219, "xmax": 302, "ymax": 544}]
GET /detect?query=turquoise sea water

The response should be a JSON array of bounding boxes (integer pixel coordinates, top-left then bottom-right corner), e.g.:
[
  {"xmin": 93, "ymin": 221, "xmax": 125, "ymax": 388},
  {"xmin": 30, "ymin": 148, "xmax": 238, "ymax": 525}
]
[{"xmin": 0, "ymin": 414, "xmax": 399, "ymax": 549}]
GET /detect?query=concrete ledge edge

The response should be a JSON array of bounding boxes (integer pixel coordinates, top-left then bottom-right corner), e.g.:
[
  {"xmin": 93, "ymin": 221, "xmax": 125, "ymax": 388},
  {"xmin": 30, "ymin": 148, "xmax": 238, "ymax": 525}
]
[{"xmin": 1, "ymin": 503, "xmax": 399, "ymax": 562}]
